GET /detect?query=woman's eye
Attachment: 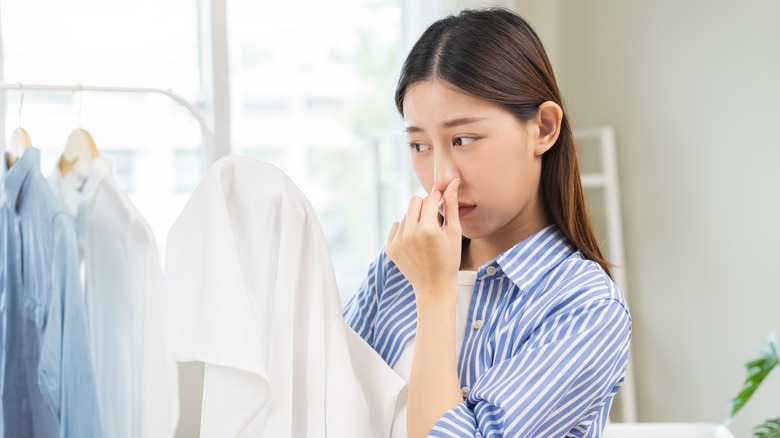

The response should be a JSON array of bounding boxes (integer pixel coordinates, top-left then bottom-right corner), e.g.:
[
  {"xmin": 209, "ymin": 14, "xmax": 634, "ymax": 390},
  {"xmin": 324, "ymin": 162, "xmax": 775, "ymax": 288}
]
[
  {"xmin": 453, "ymin": 137, "xmax": 476, "ymax": 146},
  {"xmin": 409, "ymin": 143, "xmax": 431, "ymax": 153}
]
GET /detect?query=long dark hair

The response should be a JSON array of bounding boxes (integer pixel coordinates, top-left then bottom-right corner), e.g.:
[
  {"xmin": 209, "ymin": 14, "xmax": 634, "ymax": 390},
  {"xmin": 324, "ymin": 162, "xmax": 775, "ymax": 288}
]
[{"xmin": 395, "ymin": 8, "xmax": 611, "ymax": 277}]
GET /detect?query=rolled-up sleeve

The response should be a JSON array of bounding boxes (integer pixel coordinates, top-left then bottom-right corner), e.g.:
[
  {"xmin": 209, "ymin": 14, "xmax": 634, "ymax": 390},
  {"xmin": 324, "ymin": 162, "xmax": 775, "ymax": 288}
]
[
  {"xmin": 343, "ymin": 248, "xmax": 389, "ymax": 344},
  {"xmin": 430, "ymin": 297, "xmax": 631, "ymax": 437}
]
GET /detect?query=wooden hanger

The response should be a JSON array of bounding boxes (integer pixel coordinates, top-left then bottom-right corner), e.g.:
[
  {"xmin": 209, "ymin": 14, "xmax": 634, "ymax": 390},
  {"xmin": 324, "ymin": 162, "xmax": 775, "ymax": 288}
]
[
  {"xmin": 6, "ymin": 126, "xmax": 33, "ymax": 168},
  {"xmin": 7, "ymin": 85, "xmax": 32, "ymax": 168},
  {"xmin": 59, "ymin": 128, "xmax": 100, "ymax": 177}
]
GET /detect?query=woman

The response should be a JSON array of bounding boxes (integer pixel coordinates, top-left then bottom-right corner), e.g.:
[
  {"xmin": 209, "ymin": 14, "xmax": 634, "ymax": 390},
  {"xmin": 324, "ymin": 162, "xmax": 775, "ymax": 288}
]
[{"xmin": 344, "ymin": 8, "xmax": 631, "ymax": 438}]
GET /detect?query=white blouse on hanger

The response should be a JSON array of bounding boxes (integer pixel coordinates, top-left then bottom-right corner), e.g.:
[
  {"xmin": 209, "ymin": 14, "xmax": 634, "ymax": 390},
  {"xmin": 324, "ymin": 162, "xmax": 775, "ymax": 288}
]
[
  {"xmin": 166, "ymin": 155, "xmax": 405, "ymax": 437},
  {"xmin": 49, "ymin": 158, "xmax": 179, "ymax": 438}
]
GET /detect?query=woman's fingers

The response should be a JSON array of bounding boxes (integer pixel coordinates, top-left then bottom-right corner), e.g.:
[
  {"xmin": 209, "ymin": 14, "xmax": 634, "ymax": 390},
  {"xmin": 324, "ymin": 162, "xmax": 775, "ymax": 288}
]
[
  {"xmin": 421, "ymin": 190, "xmax": 442, "ymax": 227},
  {"xmin": 386, "ymin": 188, "xmax": 462, "ymax": 293},
  {"xmin": 442, "ymin": 178, "xmax": 461, "ymax": 229},
  {"xmin": 386, "ymin": 215, "xmax": 405, "ymax": 258},
  {"xmin": 397, "ymin": 186, "xmax": 454, "ymax": 237},
  {"xmin": 405, "ymin": 196, "xmax": 424, "ymax": 228},
  {"xmin": 386, "ymin": 221, "xmax": 399, "ymax": 246}
]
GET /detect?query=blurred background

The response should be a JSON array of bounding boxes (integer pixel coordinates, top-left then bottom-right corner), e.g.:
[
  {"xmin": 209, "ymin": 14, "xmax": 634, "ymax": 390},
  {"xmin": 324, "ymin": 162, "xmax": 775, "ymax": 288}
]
[{"xmin": 1, "ymin": 0, "xmax": 778, "ymax": 436}]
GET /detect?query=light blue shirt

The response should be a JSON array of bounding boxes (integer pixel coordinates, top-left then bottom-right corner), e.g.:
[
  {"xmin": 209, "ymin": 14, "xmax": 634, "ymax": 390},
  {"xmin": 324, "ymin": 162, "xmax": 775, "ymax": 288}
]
[
  {"xmin": 1, "ymin": 148, "xmax": 102, "ymax": 437},
  {"xmin": 344, "ymin": 225, "xmax": 632, "ymax": 437}
]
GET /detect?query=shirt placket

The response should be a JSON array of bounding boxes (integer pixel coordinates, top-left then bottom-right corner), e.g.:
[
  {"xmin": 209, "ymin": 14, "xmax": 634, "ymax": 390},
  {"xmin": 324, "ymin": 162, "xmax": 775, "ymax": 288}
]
[{"xmin": 458, "ymin": 265, "xmax": 503, "ymax": 398}]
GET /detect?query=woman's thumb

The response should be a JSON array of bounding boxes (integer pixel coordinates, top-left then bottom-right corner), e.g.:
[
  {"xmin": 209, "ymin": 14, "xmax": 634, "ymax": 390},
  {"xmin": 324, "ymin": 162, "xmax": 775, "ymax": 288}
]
[{"xmin": 442, "ymin": 178, "xmax": 461, "ymax": 227}]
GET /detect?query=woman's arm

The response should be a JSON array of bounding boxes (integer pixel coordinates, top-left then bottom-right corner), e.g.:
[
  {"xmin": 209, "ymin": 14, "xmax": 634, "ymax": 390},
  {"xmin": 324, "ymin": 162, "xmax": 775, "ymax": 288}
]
[
  {"xmin": 429, "ymin": 295, "xmax": 631, "ymax": 437},
  {"xmin": 407, "ymin": 287, "xmax": 463, "ymax": 438},
  {"xmin": 385, "ymin": 179, "xmax": 464, "ymax": 437}
]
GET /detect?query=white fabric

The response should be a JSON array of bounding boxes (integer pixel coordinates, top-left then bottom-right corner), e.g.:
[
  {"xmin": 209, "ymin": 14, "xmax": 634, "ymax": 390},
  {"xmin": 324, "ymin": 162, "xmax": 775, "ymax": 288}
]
[
  {"xmin": 390, "ymin": 270, "xmax": 476, "ymax": 437},
  {"xmin": 166, "ymin": 155, "xmax": 405, "ymax": 438},
  {"xmin": 49, "ymin": 159, "xmax": 180, "ymax": 438},
  {"xmin": 47, "ymin": 169, "xmax": 84, "ymax": 218}
]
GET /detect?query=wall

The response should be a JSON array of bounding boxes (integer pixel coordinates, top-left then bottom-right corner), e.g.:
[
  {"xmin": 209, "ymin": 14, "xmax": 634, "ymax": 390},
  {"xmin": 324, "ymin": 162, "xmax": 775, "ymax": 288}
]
[{"xmin": 515, "ymin": 1, "xmax": 780, "ymax": 436}]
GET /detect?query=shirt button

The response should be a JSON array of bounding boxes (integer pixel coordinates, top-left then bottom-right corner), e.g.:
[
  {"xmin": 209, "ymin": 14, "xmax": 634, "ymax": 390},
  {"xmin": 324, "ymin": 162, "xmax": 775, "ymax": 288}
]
[
  {"xmin": 486, "ymin": 266, "xmax": 497, "ymax": 276},
  {"xmin": 461, "ymin": 386, "xmax": 470, "ymax": 398},
  {"xmin": 472, "ymin": 319, "xmax": 484, "ymax": 330}
]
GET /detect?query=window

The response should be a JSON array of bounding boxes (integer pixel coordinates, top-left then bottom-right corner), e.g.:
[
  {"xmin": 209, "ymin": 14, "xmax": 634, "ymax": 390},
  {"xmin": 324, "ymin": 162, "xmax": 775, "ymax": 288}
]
[
  {"xmin": 1, "ymin": 0, "xmax": 202, "ymax": 252},
  {"xmin": 3, "ymin": 0, "xmax": 415, "ymax": 300},
  {"xmin": 228, "ymin": 0, "xmax": 409, "ymax": 300}
]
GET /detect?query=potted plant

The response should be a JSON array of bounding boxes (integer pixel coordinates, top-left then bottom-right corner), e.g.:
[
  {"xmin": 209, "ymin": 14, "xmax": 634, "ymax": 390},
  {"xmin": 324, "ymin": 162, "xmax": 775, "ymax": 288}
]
[{"xmin": 726, "ymin": 331, "xmax": 779, "ymax": 437}]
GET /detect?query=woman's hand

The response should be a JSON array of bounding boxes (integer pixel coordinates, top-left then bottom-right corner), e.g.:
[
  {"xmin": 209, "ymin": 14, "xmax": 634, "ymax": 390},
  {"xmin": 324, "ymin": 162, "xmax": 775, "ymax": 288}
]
[
  {"xmin": 386, "ymin": 178, "xmax": 462, "ymax": 301},
  {"xmin": 388, "ymin": 178, "xmax": 465, "ymax": 437}
]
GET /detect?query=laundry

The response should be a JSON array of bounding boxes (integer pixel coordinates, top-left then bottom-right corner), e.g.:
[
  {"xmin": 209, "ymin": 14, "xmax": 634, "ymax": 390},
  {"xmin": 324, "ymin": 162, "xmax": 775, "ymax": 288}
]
[
  {"xmin": 1, "ymin": 147, "xmax": 102, "ymax": 438},
  {"xmin": 166, "ymin": 155, "xmax": 406, "ymax": 437}
]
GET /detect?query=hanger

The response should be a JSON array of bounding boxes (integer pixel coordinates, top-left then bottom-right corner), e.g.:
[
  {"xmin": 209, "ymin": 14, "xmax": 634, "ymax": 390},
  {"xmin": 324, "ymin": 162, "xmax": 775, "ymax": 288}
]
[
  {"xmin": 59, "ymin": 85, "xmax": 99, "ymax": 177},
  {"xmin": 59, "ymin": 128, "xmax": 100, "ymax": 177},
  {"xmin": 7, "ymin": 84, "xmax": 33, "ymax": 168},
  {"xmin": 7, "ymin": 128, "xmax": 33, "ymax": 168}
]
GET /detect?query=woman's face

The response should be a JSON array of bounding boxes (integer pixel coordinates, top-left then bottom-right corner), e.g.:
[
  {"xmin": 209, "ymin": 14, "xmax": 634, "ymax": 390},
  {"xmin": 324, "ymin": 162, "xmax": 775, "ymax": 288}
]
[{"xmin": 402, "ymin": 79, "xmax": 550, "ymax": 244}]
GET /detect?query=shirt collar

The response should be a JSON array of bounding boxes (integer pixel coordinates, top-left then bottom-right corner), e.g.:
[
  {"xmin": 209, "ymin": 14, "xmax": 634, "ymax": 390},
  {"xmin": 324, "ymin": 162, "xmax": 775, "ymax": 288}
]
[
  {"xmin": 48, "ymin": 167, "xmax": 83, "ymax": 217},
  {"xmin": 487, "ymin": 224, "xmax": 577, "ymax": 293},
  {"xmin": 3, "ymin": 148, "xmax": 40, "ymax": 213},
  {"xmin": 75, "ymin": 157, "xmax": 112, "ymax": 237},
  {"xmin": 79, "ymin": 157, "xmax": 112, "ymax": 202}
]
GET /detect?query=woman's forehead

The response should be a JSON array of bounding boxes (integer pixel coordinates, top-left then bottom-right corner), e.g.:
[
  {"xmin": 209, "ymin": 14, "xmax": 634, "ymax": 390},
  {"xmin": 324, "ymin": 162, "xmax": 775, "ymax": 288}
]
[{"xmin": 402, "ymin": 80, "xmax": 504, "ymax": 124}]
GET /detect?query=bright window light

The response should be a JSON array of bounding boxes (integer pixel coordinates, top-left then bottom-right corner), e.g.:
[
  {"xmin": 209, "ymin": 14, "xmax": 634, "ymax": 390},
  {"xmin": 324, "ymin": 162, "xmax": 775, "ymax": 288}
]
[
  {"xmin": 1, "ymin": 0, "xmax": 201, "ymax": 255},
  {"xmin": 228, "ymin": 0, "xmax": 407, "ymax": 301}
]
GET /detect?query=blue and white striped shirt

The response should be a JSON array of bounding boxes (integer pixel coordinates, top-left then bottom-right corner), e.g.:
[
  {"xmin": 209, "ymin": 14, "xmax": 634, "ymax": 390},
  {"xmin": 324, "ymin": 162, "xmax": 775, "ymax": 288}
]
[{"xmin": 344, "ymin": 225, "xmax": 631, "ymax": 437}]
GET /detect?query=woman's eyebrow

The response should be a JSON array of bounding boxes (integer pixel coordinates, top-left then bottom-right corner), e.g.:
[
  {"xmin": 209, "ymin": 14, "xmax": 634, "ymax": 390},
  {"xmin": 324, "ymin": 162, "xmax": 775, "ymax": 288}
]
[
  {"xmin": 443, "ymin": 117, "xmax": 487, "ymax": 128},
  {"xmin": 405, "ymin": 117, "xmax": 488, "ymax": 133}
]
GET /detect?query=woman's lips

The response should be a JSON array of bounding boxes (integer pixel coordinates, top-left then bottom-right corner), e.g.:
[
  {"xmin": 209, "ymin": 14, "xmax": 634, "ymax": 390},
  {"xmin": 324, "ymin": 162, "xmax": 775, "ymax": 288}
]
[
  {"xmin": 458, "ymin": 204, "xmax": 476, "ymax": 217},
  {"xmin": 438, "ymin": 201, "xmax": 476, "ymax": 217}
]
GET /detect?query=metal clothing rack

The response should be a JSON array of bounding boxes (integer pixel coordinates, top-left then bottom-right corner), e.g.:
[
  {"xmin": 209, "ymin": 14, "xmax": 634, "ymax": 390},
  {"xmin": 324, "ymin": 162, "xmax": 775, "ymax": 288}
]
[{"xmin": 0, "ymin": 82, "xmax": 217, "ymax": 163}]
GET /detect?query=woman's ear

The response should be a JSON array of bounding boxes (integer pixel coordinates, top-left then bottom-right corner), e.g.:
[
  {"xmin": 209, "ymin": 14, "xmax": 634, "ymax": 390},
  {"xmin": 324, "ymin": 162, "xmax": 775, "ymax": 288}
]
[{"xmin": 532, "ymin": 101, "xmax": 563, "ymax": 155}]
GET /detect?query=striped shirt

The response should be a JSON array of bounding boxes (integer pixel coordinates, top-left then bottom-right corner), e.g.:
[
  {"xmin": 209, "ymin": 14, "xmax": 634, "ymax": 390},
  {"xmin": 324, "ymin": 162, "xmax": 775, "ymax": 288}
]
[{"xmin": 343, "ymin": 225, "xmax": 631, "ymax": 437}]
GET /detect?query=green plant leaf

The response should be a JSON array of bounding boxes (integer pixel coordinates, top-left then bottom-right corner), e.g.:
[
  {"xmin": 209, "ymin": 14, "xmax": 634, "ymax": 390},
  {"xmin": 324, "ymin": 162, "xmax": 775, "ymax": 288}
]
[
  {"xmin": 726, "ymin": 331, "xmax": 778, "ymax": 422},
  {"xmin": 754, "ymin": 417, "xmax": 780, "ymax": 438}
]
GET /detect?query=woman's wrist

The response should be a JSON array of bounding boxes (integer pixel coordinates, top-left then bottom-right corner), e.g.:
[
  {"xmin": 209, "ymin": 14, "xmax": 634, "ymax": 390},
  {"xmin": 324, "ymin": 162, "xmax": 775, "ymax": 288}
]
[{"xmin": 412, "ymin": 281, "xmax": 458, "ymax": 307}]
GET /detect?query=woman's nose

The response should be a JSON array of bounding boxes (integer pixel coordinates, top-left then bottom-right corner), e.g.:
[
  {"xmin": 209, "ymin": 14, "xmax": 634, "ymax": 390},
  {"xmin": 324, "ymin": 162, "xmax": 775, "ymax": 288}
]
[{"xmin": 432, "ymin": 152, "xmax": 459, "ymax": 193}]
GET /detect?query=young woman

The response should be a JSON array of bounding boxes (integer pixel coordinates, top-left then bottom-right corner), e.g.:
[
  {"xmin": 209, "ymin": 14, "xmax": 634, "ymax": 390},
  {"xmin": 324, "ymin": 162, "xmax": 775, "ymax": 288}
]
[{"xmin": 344, "ymin": 8, "xmax": 631, "ymax": 438}]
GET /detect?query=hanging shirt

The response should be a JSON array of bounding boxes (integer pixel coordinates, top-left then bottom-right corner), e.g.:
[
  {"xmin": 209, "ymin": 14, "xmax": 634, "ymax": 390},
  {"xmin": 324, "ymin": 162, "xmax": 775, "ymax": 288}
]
[
  {"xmin": 166, "ymin": 155, "xmax": 405, "ymax": 437},
  {"xmin": 0, "ymin": 148, "xmax": 102, "ymax": 438},
  {"xmin": 49, "ymin": 158, "xmax": 179, "ymax": 438},
  {"xmin": 344, "ymin": 225, "xmax": 632, "ymax": 437},
  {"xmin": 47, "ymin": 168, "xmax": 84, "ymax": 219}
]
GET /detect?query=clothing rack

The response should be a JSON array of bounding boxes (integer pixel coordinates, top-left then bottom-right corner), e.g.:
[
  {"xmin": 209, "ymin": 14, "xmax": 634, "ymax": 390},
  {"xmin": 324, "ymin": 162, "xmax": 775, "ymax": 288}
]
[{"xmin": 0, "ymin": 82, "xmax": 217, "ymax": 163}]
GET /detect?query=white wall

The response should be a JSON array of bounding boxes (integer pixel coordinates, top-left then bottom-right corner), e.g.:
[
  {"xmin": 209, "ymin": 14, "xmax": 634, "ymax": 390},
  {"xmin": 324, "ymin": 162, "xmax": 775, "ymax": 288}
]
[{"xmin": 514, "ymin": 1, "xmax": 780, "ymax": 436}]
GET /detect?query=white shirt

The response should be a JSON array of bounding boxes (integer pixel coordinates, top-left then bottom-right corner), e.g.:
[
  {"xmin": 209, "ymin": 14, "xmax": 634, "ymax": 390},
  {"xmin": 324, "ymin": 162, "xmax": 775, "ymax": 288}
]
[
  {"xmin": 49, "ymin": 158, "xmax": 179, "ymax": 438},
  {"xmin": 166, "ymin": 155, "xmax": 405, "ymax": 437}
]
